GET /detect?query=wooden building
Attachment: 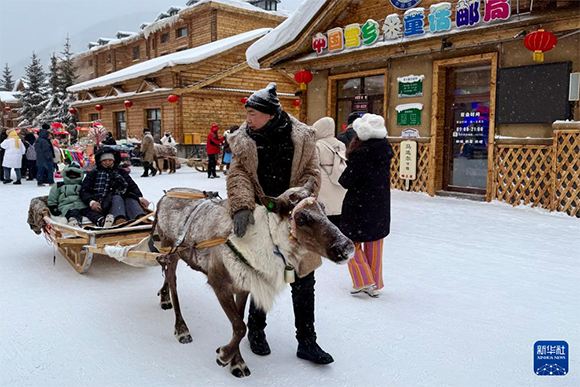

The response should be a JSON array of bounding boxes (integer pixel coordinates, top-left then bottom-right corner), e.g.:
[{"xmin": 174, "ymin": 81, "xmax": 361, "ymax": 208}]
[
  {"xmin": 68, "ymin": 0, "xmax": 300, "ymax": 144},
  {"xmin": 247, "ymin": 0, "xmax": 580, "ymax": 216},
  {"xmin": 0, "ymin": 83, "xmax": 22, "ymax": 130}
]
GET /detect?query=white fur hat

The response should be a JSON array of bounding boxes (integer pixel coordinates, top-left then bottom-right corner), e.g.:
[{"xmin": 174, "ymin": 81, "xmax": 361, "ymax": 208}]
[{"xmin": 352, "ymin": 113, "xmax": 388, "ymax": 141}]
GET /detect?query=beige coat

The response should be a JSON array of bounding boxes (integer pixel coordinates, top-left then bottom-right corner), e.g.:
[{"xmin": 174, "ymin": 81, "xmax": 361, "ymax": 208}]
[
  {"xmin": 226, "ymin": 114, "xmax": 322, "ymax": 277},
  {"xmin": 313, "ymin": 117, "xmax": 347, "ymax": 216},
  {"xmin": 141, "ymin": 132, "xmax": 155, "ymax": 163}
]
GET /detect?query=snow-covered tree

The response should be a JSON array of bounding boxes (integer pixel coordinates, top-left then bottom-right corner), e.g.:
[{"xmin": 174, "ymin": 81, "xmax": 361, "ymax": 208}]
[
  {"xmin": 59, "ymin": 37, "xmax": 78, "ymax": 131},
  {"xmin": 0, "ymin": 63, "xmax": 15, "ymax": 91},
  {"xmin": 35, "ymin": 53, "xmax": 63, "ymax": 125},
  {"xmin": 16, "ymin": 52, "xmax": 48, "ymax": 126}
]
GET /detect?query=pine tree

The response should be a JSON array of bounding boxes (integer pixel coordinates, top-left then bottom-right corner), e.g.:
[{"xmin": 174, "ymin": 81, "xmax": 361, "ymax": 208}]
[
  {"xmin": 16, "ymin": 52, "xmax": 48, "ymax": 126},
  {"xmin": 59, "ymin": 37, "xmax": 78, "ymax": 130},
  {"xmin": 36, "ymin": 53, "xmax": 63, "ymax": 124},
  {"xmin": 0, "ymin": 63, "xmax": 15, "ymax": 91}
]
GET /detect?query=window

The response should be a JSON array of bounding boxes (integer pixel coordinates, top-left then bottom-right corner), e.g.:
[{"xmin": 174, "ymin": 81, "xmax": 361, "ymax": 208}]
[
  {"xmin": 161, "ymin": 33, "xmax": 169, "ymax": 44},
  {"xmin": 266, "ymin": 1, "xmax": 277, "ymax": 10},
  {"xmin": 107, "ymin": 54, "xmax": 111, "ymax": 63},
  {"xmin": 88, "ymin": 59, "xmax": 93, "ymax": 67},
  {"xmin": 89, "ymin": 113, "xmax": 99, "ymax": 122},
  {"xmin": 335, "ymin": 74, "xmax": 385, "ymax": 133},
  {"xmin": 132, "ymin": 46, "xmax": 140, "ymax": 60},
  {"xmin": 176, "ymin": 27, "xmax": 187, "ymax": 38},
  {"xmin": 146, "ymin": 108, "xmax": 162, "ymax": 137},
  {"xmin": 114, "ymin": 111, "xmax": 126, "ymax": 139}
]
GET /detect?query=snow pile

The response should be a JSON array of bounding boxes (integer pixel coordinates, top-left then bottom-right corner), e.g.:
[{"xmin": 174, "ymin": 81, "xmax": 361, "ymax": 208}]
[
  {"xmin": 0, "ymin": 91, "xmax": 18, "ymax": 104},
  {"xmin": 246, "ymin": 0, "xmax": 328, "ymax": 69},
  {"xmin": 68, "ymin": 28, "xmax": 271, "ymax": 92}
]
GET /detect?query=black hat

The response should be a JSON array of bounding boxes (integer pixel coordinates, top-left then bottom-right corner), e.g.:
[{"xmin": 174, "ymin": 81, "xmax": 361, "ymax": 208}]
[
  {"xmin": 245, "ymin": 82, "xmax": 281, "ymax": 115},
  {"xmin": 42, "ymin": 123, "xmax": 50, "ymax": 130},
  {"xmin": 347, "ymin": 112, "xmax": 362, "ymax": 125}
]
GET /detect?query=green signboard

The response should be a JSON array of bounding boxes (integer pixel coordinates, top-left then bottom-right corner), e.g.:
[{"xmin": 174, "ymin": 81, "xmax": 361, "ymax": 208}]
[
  {"xmin": 397, "ymin": 74, "xmax": 425, "ymax": 98},
  {"xmin": 396, "ymin": 103, "xmax": 423, "ymax": 126}
]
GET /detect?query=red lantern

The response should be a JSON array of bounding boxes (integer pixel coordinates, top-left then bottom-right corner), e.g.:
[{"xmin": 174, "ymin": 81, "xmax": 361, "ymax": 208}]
[
  {"xmin": 524, "ymin": 29, "xmax": 557, "ymax": 62},
  {"xmin": 294, "ymin": 69, "xmax": 313, "ymax": 91},
  {"xmin": 69, "ymin": 108, "xmax": 77, "ymax": 115},
  {"xmin": 241, "ymin": 97, "xmax": 248, "ymax": 104},
  {"xmin": 95, "ymin": 104, "xmax": 103, "ymax": 111},
  {"xmin": 292, "ymin": 100, "xmax": 301, "ymax": 108},
  {"xmin": 4, "ymin": 106, "xmax": 10, "ymax": 112},
  {"xmin": 167, "ymin": 94, "xmax": 179, "ymax": 104},
  {"xmin": 124, "ymin": 100, "xmax": 133, "ymax": 108}
]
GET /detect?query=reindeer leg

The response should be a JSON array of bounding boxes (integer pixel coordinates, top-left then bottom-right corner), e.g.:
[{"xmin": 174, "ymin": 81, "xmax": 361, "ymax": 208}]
[
  {"xmin": 164, "ymin": 254, "xmax": 193, "ymax": 344},
  {"xmin": 210, "ymin": 281, "xmax": 250, "ymax": 377},
  {"xmin": 157, "ymin": 279, "xmax": 172, "ymax": 310}
]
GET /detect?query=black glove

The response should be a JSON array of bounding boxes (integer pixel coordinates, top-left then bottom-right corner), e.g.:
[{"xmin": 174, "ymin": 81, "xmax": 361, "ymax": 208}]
[
  {"xmin": 233, "ymin": 209, "xmax": 254, "ymax": 238},
  {"xmin": 48, "ymin": 205, "xmax": 61, "ymax": 216}
]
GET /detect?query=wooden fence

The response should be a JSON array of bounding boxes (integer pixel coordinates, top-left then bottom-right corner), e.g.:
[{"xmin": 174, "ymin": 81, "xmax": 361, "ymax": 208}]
[{"xmin": 493, "ymin": 129, "xmax": 580, "ymax": 217}]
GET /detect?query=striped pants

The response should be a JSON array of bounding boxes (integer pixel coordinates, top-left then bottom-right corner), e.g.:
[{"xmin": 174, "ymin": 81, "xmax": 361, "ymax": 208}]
[{"xmin": 347, "ymin": 239, "xmax": 384, "ymax": 290}]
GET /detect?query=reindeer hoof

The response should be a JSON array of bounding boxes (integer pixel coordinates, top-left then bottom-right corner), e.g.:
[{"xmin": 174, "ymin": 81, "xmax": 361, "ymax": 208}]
[
  {"xmin": 160, "ymin": 301, "xmax": 173, "ymax": 310},
  {"xmin": 216, "ymin": 347, "xmax": 230, "ymax": 367},
  {"xmin": 175, "ymin": 331, "xmax": 193, "ymax": 344},
  {"xmin": 230, "ymin": 363, "xmax": 251, "ymax": 378}
]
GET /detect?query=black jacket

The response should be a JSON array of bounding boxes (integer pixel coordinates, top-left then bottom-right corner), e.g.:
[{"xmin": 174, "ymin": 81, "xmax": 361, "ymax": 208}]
[
  {"xmin": 339, "ymin": 139, "xmax": 393, "ymax": 242},
  {"xmin": 80, "ymin": 148, "xmax": 143, "ymax": 206},
  {"xmin": 337, "ymin": 125, "xmax": 356, "ymax": 147},
  {"xmin": 34, "ymin": 129, "xmax": 54, "ymax": 168}
]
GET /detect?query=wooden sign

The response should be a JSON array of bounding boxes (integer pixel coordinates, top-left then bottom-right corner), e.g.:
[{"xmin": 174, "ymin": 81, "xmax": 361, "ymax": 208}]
[
  {"xmin": 396, "ymin": 103, "xmax": 423, "ymax": 126},
  {"xmin": 398, "ymin": 74, "xmax": 424, "ymax": 98},
  {"xmin": 400, "ymin": 140, "xmax": 417, "ymax": 190}
]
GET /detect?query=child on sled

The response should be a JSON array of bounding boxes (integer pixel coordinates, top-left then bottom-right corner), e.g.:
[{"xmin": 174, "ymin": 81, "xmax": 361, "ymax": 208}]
[{"xmin": 47, "ymin": 163, "xmax": 87, "ymax": 228}]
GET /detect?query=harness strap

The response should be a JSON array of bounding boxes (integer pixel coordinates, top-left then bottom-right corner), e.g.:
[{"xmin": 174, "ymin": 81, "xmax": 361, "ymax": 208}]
[{"xmin": 226, "ymin": 239, "xmax": 254, "ymax": 269}]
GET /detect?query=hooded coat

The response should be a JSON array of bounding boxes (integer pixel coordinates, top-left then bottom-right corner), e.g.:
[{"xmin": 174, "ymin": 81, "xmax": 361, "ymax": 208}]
[
  {"xmin": 206, "ymin": 125, "xmax": 224, "ymax": 155},
  {"xmin": 339, "ymin": 115, "xmax": 394, "ymax": 242},
  {"xmin": 34, "ymin": 129, "xmax": 54, "ymax": 169},
  {"xmin": 313, "ymin": 117, "xmax": 347, "ymax": 216},
  {"xmin": 80, "ymin": 148, "xmax": 143, "ymax": 208},
  {"xmin": 0, "ymin": 131, "xmax": 26, "ymax": 168},
  {"xmin": 47, "ymin": 164, "xmax": 87, "ymax": 215},
  {"xmin": 141, "ymin": 131, "xmax": 155, "ymax": 163},
  {"xmin": 226, "ymin": 113, "xmax": 322, "ymax": 277}
]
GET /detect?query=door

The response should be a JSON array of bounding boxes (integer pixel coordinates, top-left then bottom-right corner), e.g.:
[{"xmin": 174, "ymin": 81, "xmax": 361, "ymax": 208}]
[{"xmin": 443, "ymin": 66, "xmax": 491, "ymax": 194}]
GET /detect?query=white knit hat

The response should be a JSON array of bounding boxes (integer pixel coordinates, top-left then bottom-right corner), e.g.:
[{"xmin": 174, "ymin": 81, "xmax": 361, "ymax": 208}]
[{"xmin": 352, "ymin": 113, "xmax": 388, "ymax": 141}]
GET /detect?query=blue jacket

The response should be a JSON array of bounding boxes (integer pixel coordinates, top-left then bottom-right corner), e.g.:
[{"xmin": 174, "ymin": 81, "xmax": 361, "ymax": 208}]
[{"xmin": 34, "ymin": 129, "xmax": 54, "ymax": 168}]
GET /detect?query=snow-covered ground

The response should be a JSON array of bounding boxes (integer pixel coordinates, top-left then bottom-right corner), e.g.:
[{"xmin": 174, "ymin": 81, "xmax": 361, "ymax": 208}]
[{"xmin": 1, "ymin": 166, "xmax": 578, "ymax": 387}]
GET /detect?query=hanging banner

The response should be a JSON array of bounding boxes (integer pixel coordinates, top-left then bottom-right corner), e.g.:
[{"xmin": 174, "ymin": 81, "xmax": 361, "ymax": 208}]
[
  {"xmin": 398, "ymin": 74, "xmax": 425, "ymax": 98},
  {"xmin": 396, "ymin": 103, "xmax": 423, "ymax": 126}
]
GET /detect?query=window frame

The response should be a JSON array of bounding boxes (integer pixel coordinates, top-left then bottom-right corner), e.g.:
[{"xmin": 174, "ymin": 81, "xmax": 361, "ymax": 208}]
[
  {"xmin": 176, "ymin": 27, "xmax": 188, "ymax": 38},
  {"xmin": 132, "ymin": 46, "xmax": 140, "ymax": 60},
  {"xmin": 160, "ymin": 33, "xmax": 170, "ymax": 44}
]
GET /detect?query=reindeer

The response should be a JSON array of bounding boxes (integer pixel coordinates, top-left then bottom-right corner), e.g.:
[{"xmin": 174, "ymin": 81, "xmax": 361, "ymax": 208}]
[
  {"xmin": 154, "ymin": 182, "xmax": 354, "ymax": 378},
  {"xmin": 154, "ymin": 144, "xmax": 177, "ymax": 174}
]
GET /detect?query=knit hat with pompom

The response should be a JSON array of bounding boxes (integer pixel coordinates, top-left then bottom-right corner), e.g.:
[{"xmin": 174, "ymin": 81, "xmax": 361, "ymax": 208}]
[{"xmin": 245, "ymin": 82, "xmax": 281, "ymax": 115}]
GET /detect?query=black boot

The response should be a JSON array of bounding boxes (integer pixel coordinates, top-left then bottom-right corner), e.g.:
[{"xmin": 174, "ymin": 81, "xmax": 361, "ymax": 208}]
[
  {"xmin": 292, "ymin": 272, "xmax": 334, "ymax": 365},
  {"xmin": 141, "ymin": 163, "xmax": 149, "ymax": 177},
  {"xmin": 247, "ymin": 300, "xmax": 271, "ymax": 355}
]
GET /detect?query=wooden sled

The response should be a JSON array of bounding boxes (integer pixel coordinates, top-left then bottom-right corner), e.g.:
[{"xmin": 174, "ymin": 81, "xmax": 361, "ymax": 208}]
[
  {"xmin": 190, "ymin": 158, "xmax": 226, "ymax": 173},
  {"xmin": 42, "ymin": 210, "xmax": 157, "ymax": 274}
]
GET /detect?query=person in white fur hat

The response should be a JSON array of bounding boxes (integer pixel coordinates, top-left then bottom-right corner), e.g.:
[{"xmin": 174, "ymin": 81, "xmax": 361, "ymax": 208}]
[{"xmin": 339, "ymin": 113, "xmax": 394, "ymax": 298}]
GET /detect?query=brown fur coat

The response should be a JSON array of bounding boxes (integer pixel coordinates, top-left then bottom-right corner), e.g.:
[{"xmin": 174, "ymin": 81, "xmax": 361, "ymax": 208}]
[
  {"xmin": 226, "ymin": 114, "xmax": 322, "ymax": 276},
  {"xmin": 141, "ymin": 132, "xmax": 155, "ymax": 163}
]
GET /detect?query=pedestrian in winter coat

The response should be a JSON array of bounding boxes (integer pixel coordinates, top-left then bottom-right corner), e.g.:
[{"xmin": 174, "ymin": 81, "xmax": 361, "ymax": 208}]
[
  {"xmin": 140, "ymin": 128, "xmax": 157, "ymax": 177},
  {"xmin": 0, "ymin": 130, "xmax": 8, "ymax": 182},
  {"xmin": 227, "ymin": 82, "xmax": 333, "ymax": 365},
  {"xmin": 221, "ymin": 125, "xmax": 238, "ymax": 172},
  {"xmin": 101, "ymin": 132, "xmax": 116, "ymax": 146},
  {"xmin": 80, "ymin": 148, "xmax": 150, "ymax": 228},
  {"xmin": 313, "ymin": 117, "xmax": 347, "ymax": 228},
  {"xmin": 339, "ymin": 113, "xmax": 393, "ymax": 298},
  {"xmin": 337, "ymin": 112, "xmax": 362, "ymax": 147},
  {"xmin": 47, "ymin": 163, "xmax": 87, "ymax": 227},
  {"xmin": 1, "ymin": 130, "xmax": 26, "ymax": 184},
  {"xmin": 23, "ymin": 132, "xmax": 37, "ymax": 181},
  {"xmin": 206, "ymin": 124, "xmax": 224, "ymax": 179},
  {"xmin": 34, "ymin": 125, "xmax": 55, "ymax": 186}
]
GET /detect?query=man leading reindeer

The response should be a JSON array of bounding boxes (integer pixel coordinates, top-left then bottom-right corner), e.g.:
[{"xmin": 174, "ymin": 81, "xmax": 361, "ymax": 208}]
[{"xmin": 226, "ymin": 82, "xmax": 334, "ymax": 365}]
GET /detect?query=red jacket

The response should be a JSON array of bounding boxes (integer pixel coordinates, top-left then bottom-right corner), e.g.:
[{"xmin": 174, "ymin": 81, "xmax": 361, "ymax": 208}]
[{"xmin": 206, "ymin": 125, "xmax": 224, "ymax": 155}]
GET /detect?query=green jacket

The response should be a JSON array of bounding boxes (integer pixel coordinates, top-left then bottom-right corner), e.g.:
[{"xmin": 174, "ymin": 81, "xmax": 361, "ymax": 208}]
[{"xmin": 47, "ymin": 165, "xmax": 87, "ymax": 216}]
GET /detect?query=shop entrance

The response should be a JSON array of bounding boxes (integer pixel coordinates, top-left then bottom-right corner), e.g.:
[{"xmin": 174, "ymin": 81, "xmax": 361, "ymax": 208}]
[
  {"xmin": 442, "ymin": 66, "xmax": 491, "ymax": 195},
  {"xmin": 334, "ymin": 73, "xmax": 385, "ymax": 133}
]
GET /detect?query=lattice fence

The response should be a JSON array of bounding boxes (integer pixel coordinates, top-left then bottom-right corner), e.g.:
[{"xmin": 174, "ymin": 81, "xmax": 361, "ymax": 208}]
[
  {"xmin": 493, "ymin": 130, "xmax": 580, "ymax": 217},
  {"xmin": 493, "ymin": 145, "xmax": 553, "ymax": 208},
  {"xmin": 552, "ymin": 130, "xmax": 580, "ymax": 217},
  {"xmin": 390, "ymin": 142, "xmax": 430, "ymax": 193}
]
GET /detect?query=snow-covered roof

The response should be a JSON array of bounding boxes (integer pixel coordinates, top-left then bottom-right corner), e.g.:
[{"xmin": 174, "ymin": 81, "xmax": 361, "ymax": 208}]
[
  {"xmin": 140, "ymin": 22, "xmax": 150, "ymax": 30},
  {"xmin": 155, "ymin": 12, "xmax": 170, "ymax": 21},
  {"xmin": 68, "ymin": 28, "xmax": 271, "ymax": 92},
  {"xmin": 167, "ymin": 6, "xmax": 183, "ymax": 16},
  {"xmin": 116, "ymin": 31, "xmax": 138, "ymax": 39},
  {"xmin": 0, "ymin": 91, "xmax": 19, "ymax": 104},
  {"xmin": 97, "ymin": 37, "xmax": 115, "ymax": 45},
  {"xmin": 246, "ymin": 0, "xmax": 328, "ymax": 69}
]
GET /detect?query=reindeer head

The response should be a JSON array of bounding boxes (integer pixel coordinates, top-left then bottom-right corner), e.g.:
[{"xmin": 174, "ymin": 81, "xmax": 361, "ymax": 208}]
[{"xmin": 261, "ymin": 180, "xmax": 354, "ymax": 265}]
